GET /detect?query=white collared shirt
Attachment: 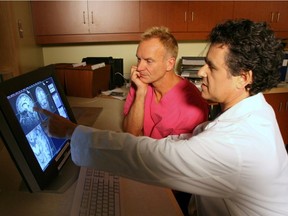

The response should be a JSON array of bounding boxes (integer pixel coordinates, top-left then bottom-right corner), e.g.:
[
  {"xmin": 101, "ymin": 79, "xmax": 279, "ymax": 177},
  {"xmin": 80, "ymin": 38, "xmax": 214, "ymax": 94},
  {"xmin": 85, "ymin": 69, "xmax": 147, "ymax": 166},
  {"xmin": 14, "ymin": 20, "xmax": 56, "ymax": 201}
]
[{"xmin": 71, "ymin": 93, "xmax": 288, "ymax": 216}]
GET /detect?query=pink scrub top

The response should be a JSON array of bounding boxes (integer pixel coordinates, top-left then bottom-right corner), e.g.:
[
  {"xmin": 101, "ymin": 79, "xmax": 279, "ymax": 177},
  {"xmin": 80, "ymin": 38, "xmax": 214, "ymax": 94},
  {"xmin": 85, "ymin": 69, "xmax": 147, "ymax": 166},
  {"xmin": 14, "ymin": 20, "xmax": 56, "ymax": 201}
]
[{"xmin": 123, "ymin": 78, "xmax": 209, "ymax": 139}]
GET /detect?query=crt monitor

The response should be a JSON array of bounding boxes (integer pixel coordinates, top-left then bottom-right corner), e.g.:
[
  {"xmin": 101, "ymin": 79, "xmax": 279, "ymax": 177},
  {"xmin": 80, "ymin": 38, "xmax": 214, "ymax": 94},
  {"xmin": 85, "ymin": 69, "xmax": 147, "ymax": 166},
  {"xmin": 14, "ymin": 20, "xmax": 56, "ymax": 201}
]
[{"xmin": 0, "ymin": 65, "xmax": 77, "ymax": 192}]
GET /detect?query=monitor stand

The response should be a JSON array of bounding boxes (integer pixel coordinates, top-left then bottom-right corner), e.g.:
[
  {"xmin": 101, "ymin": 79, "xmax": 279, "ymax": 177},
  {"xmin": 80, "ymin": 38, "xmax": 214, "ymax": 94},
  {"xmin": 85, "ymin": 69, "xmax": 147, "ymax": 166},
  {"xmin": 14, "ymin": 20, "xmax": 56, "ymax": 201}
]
[{"xmin": 19, "ymin": 157, "xmax": 79, "ymax": 193}]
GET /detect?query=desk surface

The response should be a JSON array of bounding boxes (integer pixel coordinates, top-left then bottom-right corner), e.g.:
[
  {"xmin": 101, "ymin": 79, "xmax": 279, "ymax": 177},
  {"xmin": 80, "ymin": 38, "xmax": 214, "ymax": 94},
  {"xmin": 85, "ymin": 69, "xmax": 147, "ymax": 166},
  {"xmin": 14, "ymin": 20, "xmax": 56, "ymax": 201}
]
[
  {"xmin": 0, "ymin": 96, "xmax": 183, "ymax": 216},
  {"xmin": 265, "ymin": 83, "xmax": 288, "ymax": 94}
]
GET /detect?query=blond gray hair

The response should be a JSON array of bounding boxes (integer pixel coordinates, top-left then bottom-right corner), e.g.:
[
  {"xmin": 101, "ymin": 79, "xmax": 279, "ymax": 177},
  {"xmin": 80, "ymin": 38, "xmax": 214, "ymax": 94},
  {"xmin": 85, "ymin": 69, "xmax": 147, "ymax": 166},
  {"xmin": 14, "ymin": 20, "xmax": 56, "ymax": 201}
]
[{"xmin": 141, "ymin": 26, "xmax": 178, "ymax": 59}]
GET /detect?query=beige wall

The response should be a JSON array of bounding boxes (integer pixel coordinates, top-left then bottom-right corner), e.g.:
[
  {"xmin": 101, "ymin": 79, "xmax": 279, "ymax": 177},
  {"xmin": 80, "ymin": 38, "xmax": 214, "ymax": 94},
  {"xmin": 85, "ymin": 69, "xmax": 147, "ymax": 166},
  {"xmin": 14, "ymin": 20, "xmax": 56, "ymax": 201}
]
[
  {"xmin": 11, "ymin": 1, "xmax": 44, "ymax": 74},
  {"xmin": 43, "ymin": 41, "xmax": 209, "ymax": 79}
]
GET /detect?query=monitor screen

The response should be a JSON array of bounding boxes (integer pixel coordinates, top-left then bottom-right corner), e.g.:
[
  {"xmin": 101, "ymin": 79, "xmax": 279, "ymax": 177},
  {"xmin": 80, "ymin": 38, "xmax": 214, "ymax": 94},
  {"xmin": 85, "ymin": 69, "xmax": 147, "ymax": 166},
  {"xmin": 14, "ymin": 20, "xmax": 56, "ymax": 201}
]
[{"xmin": 0, "ymin": 65, "xmax": 77, "ymax": 192}]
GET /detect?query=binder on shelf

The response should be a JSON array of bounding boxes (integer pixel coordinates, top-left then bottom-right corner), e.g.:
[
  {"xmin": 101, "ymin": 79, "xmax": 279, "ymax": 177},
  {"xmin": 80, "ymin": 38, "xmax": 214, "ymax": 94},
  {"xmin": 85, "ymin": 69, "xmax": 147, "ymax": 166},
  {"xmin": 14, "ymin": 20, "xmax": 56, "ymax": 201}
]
[
  {"xmin": 181, "ymin": 71, "xmax": 199, "ymax": 78},
  {"xmin": 180, "ymin": 57, "xmax": 205, "ymax": 80}
]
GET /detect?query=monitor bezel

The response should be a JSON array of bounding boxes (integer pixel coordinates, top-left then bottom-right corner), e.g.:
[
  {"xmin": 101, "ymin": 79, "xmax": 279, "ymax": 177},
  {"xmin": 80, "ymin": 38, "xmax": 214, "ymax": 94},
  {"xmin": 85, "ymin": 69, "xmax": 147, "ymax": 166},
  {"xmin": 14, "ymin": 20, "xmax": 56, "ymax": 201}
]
[{"xmin": 0, "ymin": 65, "xmax": 76, "ymax": 192}]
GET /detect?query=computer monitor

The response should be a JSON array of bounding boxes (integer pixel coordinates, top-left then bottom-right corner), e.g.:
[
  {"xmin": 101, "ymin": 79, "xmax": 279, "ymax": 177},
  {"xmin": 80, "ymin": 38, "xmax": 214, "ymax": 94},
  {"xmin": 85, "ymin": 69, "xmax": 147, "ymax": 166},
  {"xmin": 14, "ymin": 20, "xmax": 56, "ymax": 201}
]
[{"xmin": 0, "ymin": 65, "xmax": 77, "ymax": 192}]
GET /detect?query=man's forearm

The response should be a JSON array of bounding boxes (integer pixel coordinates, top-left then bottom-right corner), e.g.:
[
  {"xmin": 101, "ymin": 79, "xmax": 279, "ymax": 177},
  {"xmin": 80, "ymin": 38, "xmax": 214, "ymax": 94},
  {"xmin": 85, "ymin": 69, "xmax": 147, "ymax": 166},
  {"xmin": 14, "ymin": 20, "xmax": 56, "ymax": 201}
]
[{"xmin": 123, "ymin": 91, "xmax": 146, "ymax": 136}]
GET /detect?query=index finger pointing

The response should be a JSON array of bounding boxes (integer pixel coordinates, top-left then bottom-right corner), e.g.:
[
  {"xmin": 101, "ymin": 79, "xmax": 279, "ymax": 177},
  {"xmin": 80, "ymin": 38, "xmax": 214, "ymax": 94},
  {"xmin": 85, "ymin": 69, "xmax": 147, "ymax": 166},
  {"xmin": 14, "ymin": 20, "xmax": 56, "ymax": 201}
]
[{"xmin": 33, "ymin": 107, "xmax": 53, "ymax": 117}]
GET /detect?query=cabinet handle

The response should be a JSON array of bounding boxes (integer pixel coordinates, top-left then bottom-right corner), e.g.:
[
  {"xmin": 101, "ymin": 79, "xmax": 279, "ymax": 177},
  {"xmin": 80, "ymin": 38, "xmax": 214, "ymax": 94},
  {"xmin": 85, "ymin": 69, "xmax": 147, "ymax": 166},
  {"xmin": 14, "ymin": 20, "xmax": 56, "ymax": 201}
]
[
  {"xmin": 277, "ymin": 12, "xmax": 280, "ymax": 22},
  {"xmin": 184, "ymin": 11, "xmax": 187, "ymax": 22},
  {"xmin": 271, "ymin": 12, "xmax": 275, "ymax": 22},
  {"xmin": 286, "ymin": 101, "xmax": 288, "ymax": 111},
  {"xmin": 83, "ymin": 11, "xmax": 86, "ymax": 24},
  {"xmin": 91, "ymin": 11, "xmax": 94, "ymax": 24},
  {"xmin": 278, "ymin": 102, "xmax": 283, "ymax": 112},
  {"xmin": 191, "ymin": 11, "xmax": 194, "ymax": 22}
]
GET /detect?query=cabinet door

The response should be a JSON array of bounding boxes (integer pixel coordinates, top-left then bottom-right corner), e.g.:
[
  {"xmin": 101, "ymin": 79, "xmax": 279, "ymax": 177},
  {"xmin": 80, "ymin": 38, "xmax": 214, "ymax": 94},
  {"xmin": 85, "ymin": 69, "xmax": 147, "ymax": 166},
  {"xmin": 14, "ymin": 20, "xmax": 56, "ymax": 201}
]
[
  {"xmin": 166, "ymin": 1, "xmax": 189, "ymax": 32},
  {"xmin": 188, "ymin": 1, "xmax": 234, "ymax": 32},
  {"xmin": 88, "ymin": 1, "xmax": 140, "ymax": 33},
  {"xmin": 31, "ymin": 1, "xmax": 89, "ymax": 35},
  {"xmin": 269, "ymin": 2, "xmax": 288, "ymax": 32},
  {"xmin": 234, "ymin": 1, "xmax": 288, "ymax": 32},
  {"xmin": 264, "ymin": 93, "xmax": 288, "ymax": 145},
  {"xmin": 139, "ymin": 1, "xmax": 167, "ymax": 32},
  {"xmin": 234, "ymin": 1, "xmax": 270, "ymax": 22}
]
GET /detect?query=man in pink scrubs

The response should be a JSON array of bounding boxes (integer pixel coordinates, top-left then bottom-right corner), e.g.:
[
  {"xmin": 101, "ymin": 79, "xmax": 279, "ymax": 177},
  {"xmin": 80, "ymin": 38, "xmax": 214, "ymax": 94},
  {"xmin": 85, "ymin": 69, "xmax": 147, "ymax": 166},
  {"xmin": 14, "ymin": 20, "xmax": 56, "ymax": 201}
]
[{"xmin": 123, "ymin": 26, "xmax": 208, "ymax": 139}]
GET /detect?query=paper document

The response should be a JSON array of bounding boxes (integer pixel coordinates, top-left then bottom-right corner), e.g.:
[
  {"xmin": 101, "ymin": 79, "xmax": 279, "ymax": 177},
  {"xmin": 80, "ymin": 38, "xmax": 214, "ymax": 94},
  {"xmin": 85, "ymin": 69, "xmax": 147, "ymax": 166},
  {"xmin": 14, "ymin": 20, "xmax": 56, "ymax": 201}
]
[{"xmin": 101, "ymin": 88, "xmax": 127, "ymax": 100}]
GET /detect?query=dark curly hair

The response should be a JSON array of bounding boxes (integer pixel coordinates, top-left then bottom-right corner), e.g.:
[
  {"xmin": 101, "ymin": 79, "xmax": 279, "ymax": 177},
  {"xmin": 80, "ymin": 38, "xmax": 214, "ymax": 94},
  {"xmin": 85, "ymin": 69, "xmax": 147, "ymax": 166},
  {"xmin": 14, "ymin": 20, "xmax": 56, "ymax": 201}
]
[{"xmin": 209, "ymin": 19, "xmax": 284, "ymax": 95}]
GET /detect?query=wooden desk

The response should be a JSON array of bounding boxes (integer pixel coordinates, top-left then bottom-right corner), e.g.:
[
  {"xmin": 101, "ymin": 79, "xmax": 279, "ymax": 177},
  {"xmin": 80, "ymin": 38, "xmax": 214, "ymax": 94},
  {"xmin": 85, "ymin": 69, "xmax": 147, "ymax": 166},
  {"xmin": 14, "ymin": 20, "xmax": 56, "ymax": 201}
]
[{"xmin": 0, "ymin": 96, "xmax": 183, "ymax": 216}]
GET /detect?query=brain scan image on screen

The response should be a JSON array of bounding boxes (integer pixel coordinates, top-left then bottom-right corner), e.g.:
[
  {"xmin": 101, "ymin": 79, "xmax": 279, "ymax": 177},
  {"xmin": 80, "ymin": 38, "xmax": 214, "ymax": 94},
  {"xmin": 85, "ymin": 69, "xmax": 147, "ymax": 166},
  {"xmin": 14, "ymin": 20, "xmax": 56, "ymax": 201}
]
[
  {"xmin": 35, "ymin": 86, "xmax": 51, "ymax": 111},
  {"xmin": 16, "ymin": 93, "xmax": 39, "ymax": 131},
  {"xmin": 26, "ymin": 125, "xmax": 56, "ymax": 170}
]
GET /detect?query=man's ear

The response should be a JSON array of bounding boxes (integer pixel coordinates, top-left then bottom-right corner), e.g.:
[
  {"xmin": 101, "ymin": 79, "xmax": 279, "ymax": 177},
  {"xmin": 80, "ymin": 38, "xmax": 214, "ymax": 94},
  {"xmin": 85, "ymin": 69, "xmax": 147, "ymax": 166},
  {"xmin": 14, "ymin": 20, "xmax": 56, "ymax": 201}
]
[
  {"xmin": 237, "ymin": 70, "xmax": 253, "ymax": 89},
  {"xmin": 166, "ymin": 57, "xmax": 176, "ymax": 71}
]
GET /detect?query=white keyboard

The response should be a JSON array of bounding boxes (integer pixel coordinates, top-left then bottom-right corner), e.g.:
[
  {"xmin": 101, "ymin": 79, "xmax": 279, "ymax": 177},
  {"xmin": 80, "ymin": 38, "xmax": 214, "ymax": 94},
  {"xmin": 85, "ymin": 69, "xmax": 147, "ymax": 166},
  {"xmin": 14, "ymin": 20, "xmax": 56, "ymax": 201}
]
[{"xmin": 70, "ymin": 167, "xmax": 120, "ymax": 216}]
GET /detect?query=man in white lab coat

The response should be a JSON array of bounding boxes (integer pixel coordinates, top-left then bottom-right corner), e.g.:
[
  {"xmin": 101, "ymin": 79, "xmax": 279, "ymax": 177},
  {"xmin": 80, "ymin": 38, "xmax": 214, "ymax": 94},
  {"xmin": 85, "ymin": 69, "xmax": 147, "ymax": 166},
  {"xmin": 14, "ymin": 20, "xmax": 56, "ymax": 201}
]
[{"xmin": 37, "ymin": 19, "xmax": 288, "ymax": 215}]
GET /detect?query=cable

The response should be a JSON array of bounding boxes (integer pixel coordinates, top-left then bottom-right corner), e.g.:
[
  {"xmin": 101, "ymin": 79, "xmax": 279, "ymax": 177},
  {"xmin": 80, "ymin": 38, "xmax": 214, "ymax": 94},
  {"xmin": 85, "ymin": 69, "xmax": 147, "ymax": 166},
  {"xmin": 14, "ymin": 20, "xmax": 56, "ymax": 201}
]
[{"xmin": 114, "ymin": 72, "xmax": 130, "ymax": 88}]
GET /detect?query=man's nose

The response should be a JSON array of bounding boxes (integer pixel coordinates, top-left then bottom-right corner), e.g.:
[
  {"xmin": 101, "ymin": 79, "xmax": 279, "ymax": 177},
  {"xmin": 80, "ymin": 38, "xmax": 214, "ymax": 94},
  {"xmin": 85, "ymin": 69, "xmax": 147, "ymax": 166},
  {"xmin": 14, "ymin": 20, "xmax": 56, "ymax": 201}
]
[
  {"xmin": 197, "ymin": 65, "xmax": 208, "ymax": 78},
  {"xmin": 137, "ymin": 60, "xmax": 145, "ymax": 71}
]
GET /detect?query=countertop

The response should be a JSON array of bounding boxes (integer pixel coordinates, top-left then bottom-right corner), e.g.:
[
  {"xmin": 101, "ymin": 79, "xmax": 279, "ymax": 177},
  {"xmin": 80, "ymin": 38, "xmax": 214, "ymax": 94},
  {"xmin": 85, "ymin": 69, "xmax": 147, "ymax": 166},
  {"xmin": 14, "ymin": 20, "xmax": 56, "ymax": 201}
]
[{"xmin": 265, "ymin": 82, "xmax": 288, "ymax": 94}]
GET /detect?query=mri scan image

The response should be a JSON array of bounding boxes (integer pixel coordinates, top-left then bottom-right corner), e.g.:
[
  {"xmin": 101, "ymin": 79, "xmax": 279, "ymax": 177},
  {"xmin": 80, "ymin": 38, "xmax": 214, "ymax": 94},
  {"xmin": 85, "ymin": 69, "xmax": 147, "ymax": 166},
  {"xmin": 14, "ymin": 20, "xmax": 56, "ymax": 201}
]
[
  {"xmin": 16, "ymin": 93, "xmax": 39, "ymax": 132},
  {"xmin": 26, "ymin": 125, "xmax": 56, "ymax": 170},
  {"xmin": 35, "ymin": 86, "xmax": 51, "ymax": 111}
]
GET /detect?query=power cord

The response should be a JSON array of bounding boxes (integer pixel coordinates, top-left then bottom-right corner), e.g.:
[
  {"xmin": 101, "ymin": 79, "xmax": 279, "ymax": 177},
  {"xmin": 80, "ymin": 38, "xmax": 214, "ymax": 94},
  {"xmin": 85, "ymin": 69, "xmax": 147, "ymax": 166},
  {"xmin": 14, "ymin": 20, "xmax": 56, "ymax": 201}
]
[{"xmin": 114, "ymin": 72, "xmax": 130, "ymax": 88}]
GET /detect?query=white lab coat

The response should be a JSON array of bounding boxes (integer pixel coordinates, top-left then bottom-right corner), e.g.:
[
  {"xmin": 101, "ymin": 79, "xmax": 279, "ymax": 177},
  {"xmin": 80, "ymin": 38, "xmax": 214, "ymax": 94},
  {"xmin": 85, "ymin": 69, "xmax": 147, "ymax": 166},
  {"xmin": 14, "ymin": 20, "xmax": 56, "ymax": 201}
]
[{"xmin": 71, "ymin": 93, "xmax": 288, "ymax": 216}]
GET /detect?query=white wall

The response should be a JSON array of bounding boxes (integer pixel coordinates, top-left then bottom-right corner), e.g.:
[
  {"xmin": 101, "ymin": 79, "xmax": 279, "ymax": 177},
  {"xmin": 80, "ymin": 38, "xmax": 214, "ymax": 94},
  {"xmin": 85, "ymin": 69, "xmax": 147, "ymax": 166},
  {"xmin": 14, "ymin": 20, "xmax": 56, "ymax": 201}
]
[{"xmin": 43, "ymin": 41, "xmax": 209, "ymax": 78}]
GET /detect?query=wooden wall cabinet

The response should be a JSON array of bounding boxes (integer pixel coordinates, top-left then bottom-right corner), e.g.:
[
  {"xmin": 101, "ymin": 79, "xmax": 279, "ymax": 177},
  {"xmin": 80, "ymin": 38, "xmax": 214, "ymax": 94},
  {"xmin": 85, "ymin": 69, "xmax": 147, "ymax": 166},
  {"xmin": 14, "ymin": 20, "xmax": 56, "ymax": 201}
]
[
  {"xmin": 31, "ymin": 1, "xmax": 140, "ymax": 43},
  {"xmin": 31, "ymin": 1, "xmax": 139, "ymax": 35},
  {"xmin": 31, "ymin": 1, "xmax": 288, "ymax": 44},
  {"xmin": 264, "ymin": 92, "xmax": 288, "ymax": 145}
]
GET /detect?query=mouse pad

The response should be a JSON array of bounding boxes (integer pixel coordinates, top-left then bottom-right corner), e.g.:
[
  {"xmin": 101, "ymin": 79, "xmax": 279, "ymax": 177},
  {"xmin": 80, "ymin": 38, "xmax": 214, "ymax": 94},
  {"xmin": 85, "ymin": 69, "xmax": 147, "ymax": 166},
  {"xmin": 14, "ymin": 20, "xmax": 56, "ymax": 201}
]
[{"xmin": 71, "ymin": 106, "xmax": 103, "ymax": 127}]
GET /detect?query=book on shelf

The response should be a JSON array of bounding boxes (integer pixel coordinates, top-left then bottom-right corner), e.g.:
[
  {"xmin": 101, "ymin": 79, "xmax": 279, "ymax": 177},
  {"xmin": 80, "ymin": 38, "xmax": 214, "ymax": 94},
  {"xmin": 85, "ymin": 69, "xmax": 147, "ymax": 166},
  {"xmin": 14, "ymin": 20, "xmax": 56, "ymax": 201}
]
[{"xmin": 181, "ymin": 57, "xmax": 205, "ymax": 66}]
